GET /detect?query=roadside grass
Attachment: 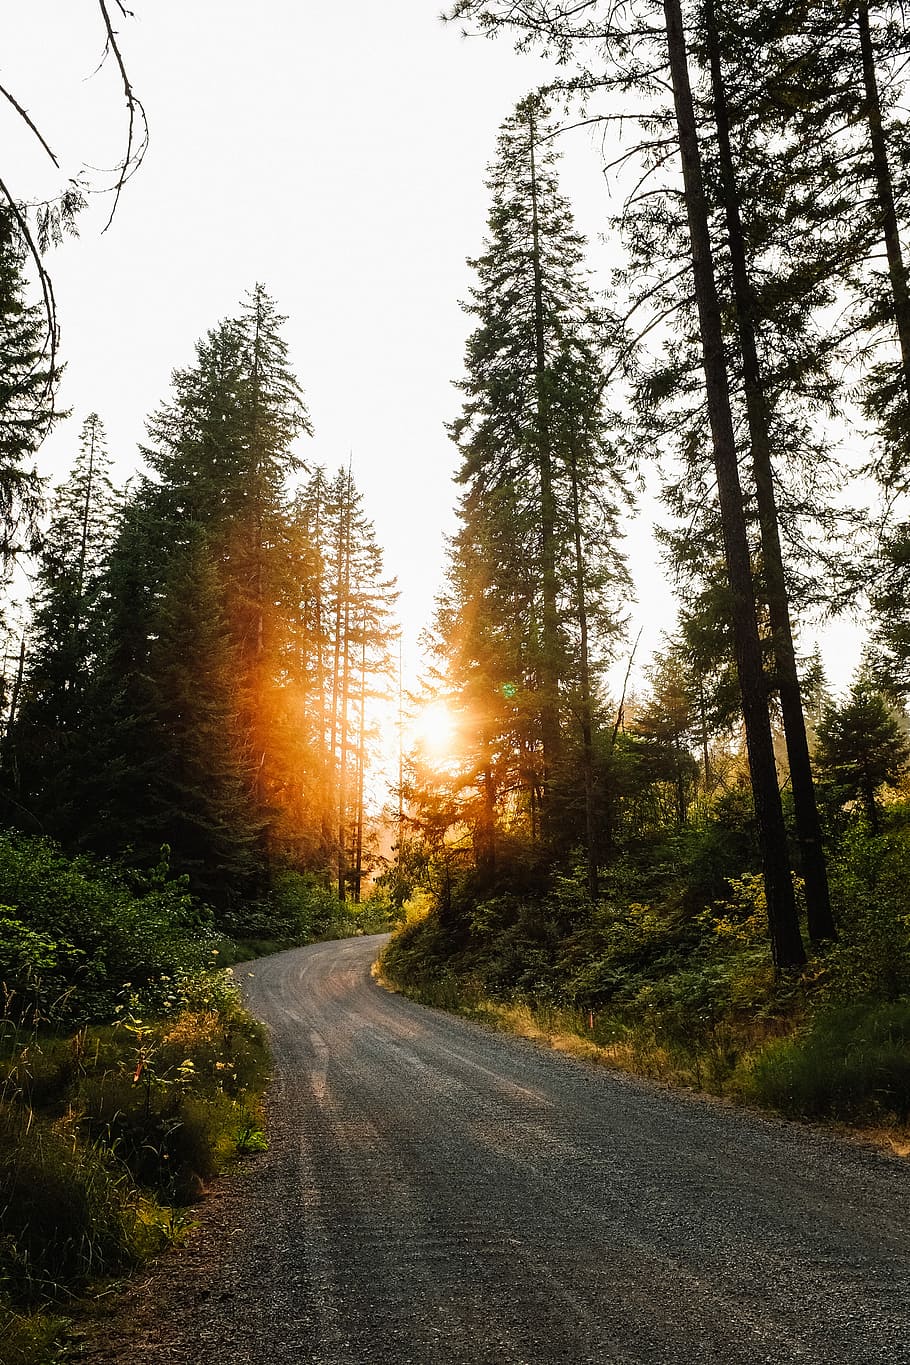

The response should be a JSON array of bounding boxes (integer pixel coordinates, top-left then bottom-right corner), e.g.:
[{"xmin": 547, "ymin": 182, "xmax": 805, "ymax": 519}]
[
  {"xmin": 0, "ymin": 1302, "xmax": 68, "ymax": 1365},
  {"xmin": 745, "ymin": 999, "xmax": 910, "ymax": 1123},
  {"xmin": 0, "ymin": 834, "xmax": 400, "ymax": 1363},
  {"xmin": 0, "ymin": 972, "xmax": 270, "ymax": 1363},
  {"xmin": 379, "ymin": 824, "xmax": 910, "ymax": 1148},
  {"xmin": 378, "ymin": 952, "xmax": 784, "ymax": 1095},
  {"xmin": 379, "ymin": 932, "xmax": 910, "ymax": 1148}
]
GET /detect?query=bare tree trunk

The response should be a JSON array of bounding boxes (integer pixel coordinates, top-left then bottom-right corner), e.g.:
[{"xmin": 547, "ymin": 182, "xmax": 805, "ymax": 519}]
[
  {"xmin": 704, "ymin": 0, "xmax": 835, "ymax": 944},
  {"xmin": 663, "ymin": 0, "xmax": 805, "ymax": 970}
]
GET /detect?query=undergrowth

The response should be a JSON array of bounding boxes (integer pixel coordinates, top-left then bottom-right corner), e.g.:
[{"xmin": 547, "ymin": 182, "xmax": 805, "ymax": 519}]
[
  {"xmin": 0, "ymin": 968, "xmax": 270, "ymax": 1360},
  {"xmin": 381, "ymin": 820, "xmax": 910, "ymax": 1137},
  {"xmin": 0, "ymin": 806, "xmax": 391, "ymax": 1362}
]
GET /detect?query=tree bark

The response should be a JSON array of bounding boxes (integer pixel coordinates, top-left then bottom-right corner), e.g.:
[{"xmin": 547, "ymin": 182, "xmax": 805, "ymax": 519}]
[
  {"xmin": 336, "ymin": 473, "xmax": 354, "ymax": 903},
  {"xmin": 704, "ymin": 0, "xmax": 835, "ymax": 944},
  {"xmin": 663, "ymin": 0, "xmax": 805, "ymax": 969},
  {"xmin": 311, "ymin": 474, "xmax": 332, "ymax": 853},
  {"xmin": 528, "ymin": 103, "xmax": 562, "ymax": 825},
  {"xmin": 5, "ymin": 634, "xmax": 25, "ymax": 743},
  {"xmin": 568, "ymin": 437, "xmax": 598, "ymax": 898}
]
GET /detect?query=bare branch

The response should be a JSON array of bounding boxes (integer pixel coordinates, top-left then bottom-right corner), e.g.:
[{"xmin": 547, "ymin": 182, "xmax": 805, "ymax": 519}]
[
  {"xmin": 0, "ymin": 84, "xmax": 59, "ymax": 168},
  {"xmin": 97, "ymin": 0, "xmax": 149, "ymax": 232}
]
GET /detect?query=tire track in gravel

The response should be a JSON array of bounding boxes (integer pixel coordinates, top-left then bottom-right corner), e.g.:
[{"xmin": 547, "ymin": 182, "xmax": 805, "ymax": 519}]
[{"xmin": 85, "ymin": 934, "xmax": 910, "ymax": 1364}]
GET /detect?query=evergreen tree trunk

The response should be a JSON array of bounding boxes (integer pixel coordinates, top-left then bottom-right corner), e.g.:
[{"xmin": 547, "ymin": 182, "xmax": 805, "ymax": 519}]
[
  {"xmin": 857, "ymin": 0, "xmax": 910, "ymax": 411},
  {"xmin": 704, "ymin": 0, "xmax": 835, "ymax": 944},
  {"xmin": 336, "ymin": 478, "xmax": 354, "ymax": 903},
  {"xmin": 568, "ymin": 437, "xmax": 597, "ymax": 898},
  {"xmin": 75, "ymin": 418, "xmax": 98, "ymax": 620},
  {"xmin": 353, "ymin": 621, "xmax": 367, "ymax": 904},
  {"xmin": 697, "ymin": 676, "xmax": 712, "ymax": 797},
  {"xmin": 397, "ymin": 633, "xmax": 405, "ymax": 871},
  {"xmin": 329, "ymin": 481, "xmax": 346, "ymax": 806},
  {"xmin": 312, "ymin": 479, "xmax": 332, "ymax": 852},
  {"xmin": 662, "ymin": 0, "xmax": 805, "ymax": 969},
  {"xmin": 528, "ymin": 105, "xmax": 562, "ymax": 821},
  {"xmin": 5, "ymin": 634, "xmax": 25, "ymax": 743}
]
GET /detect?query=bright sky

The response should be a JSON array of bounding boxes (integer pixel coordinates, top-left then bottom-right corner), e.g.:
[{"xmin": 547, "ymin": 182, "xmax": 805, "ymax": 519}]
[{"xmin": 5, "ymin": 1, "xmax": 863, "ymax": 697}]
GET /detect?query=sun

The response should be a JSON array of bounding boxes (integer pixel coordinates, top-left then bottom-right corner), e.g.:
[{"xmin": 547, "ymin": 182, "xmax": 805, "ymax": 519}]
[{"xmin": 413, "ymin": 700, "xmax": 458, "ymax": 763}]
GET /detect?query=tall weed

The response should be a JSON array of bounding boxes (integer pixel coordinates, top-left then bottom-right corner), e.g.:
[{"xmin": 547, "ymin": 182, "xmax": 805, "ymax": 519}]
[{"xmin": 748, "ymin": 999, "xmax": 910, "ymax": 1121}]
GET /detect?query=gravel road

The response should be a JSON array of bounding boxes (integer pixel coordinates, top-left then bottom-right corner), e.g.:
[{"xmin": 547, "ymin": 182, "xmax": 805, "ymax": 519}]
[{"xmin": 86, "ymin": 934, "xmax": 910, "ymax": 1364}]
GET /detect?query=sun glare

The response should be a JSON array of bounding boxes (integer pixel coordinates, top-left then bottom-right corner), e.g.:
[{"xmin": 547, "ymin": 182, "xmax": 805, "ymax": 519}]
[{"xmin": 413, "ymin": 700, "xmax": 458, "ymax": 762}]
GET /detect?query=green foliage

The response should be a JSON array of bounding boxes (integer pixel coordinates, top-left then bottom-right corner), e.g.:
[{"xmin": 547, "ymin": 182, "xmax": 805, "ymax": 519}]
[
  {"xmin": 222, "ymin": 870, "xmax": 400, "ymax": 951},
  {"xmin": 0, "ymin": 823, "xmax": 271, "ymax": 1358},
  {"xmin": 0, "ymin": 972, "xmax": 270, "ymax": 1321},
  {"xmin": 0, "ymin": 834, "xmax": 217, "ymax": 1022},
  {"xmin": 0, "ymin": 212, "xmax": 55, "ymax": 574},
  {"xmin": 387, "ymin": 791, "xmax": 910, "ymax": 1131},
  {"xmin": 748, "ymin": 1000, "xmax": 910, "ymax": 1122},
  {"xmin": 821, "ymin": 826, "xmax": 910, "ymax": 1002},
  {"xmin": 816, "ymin": 682, "xmax": 910, "ymax": 830},
  {"xmin": 241, "ymin": 869, "xmax": 341, "ymax": 943},
  {"xmin": 0, "ymin": 916, "xmax": 84, "ymax": 1018},
  {"xmin": 0, "ymin": 1302, "xmax": 67, "ymax": 1365}
]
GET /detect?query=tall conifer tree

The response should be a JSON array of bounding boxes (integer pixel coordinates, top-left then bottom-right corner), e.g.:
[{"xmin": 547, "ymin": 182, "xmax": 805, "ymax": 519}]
[
  {"xmin": 438, "ymin": 96, "xmax": 626, "ymax": 885},
  {"xmin": 6, "ymin": 414, "xmax": 118, "ymax": 835}
]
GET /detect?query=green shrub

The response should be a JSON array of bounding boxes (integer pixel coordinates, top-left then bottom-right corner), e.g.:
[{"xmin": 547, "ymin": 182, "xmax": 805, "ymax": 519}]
[
  {"xmin": 748, "ymin": 999, "xmax": 910, "ymax": 1121},
  {"xmin": 73, "ymin": 990, "xmax": 269, "ymax": 1200},
  {"xmin": 0, "ymin": 834, "xmax": 218, "ymax": 1022},
  {"xmin": 0, "ymin": 971, "xmax": 271, "ymax": 1309},
  {"xmin": 222, "ymin": 869, "xmax": 340, "ymax": 945},
  {"xmin": 823, "ymin": 828, "xmax": 910, "ymax": 1001}
]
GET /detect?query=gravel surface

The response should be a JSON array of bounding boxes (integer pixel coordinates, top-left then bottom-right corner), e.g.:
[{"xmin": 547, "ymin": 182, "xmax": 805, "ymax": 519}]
[{"xmin": 84, "ymin": 934, "xmax": 910, "ymax": 1364}]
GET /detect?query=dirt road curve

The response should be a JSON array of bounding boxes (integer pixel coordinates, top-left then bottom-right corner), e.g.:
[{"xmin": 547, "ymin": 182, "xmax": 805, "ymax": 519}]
[{"xmin": 88, "ymin": 935, "xmax": 910, "ymax": 1364}]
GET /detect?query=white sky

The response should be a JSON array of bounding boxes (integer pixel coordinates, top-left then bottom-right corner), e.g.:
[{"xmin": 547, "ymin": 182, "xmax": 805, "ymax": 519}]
[{"xmin": 4, "ymin": 1, "xmax": 864, "ymax": 698}]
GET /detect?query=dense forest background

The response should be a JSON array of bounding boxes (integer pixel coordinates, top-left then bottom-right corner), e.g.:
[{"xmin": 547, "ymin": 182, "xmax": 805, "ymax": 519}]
[
  {"xmin": 5, "ymin": 2, "xmax": 910, "ymax": 1358},
  {"xmin": 384, "ymin": 0, "xmax": 910, "ymax": 1136}
]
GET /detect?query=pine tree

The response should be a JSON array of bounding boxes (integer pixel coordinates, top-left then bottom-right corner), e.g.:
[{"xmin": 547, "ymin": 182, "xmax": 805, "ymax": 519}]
[
  {"xmin": 5, "ymin": 414, "xmax": 118, "ymax": 835},
  {"xmin": 660, "ymin": 0, "xmax": 806, "ymax": 967},
  {"xmin": 437, "ymin": 96, "xmax": 627, "ymax": 886},
  {"xmin": 817, "ymin": 680, "xmax": 910, "ymax": 833},
  {"xmin": 0, "ymin": 211, "xmax": 55, "ymax": 569},
  {"xmin": 55, "ymin": 290, "xmax": 317, "ymax": 902},
  {"xmin": 445, "ymin": 0, "xmax": 811, "ymax": 967},
  {"xmin": 691, "ymin": 0, "xmax": 837, "ymax": 941},
  {"xmin": 137, "ymin": 287, "xmax": 312, "ymax": 855}
]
